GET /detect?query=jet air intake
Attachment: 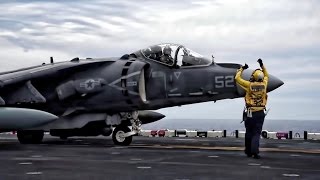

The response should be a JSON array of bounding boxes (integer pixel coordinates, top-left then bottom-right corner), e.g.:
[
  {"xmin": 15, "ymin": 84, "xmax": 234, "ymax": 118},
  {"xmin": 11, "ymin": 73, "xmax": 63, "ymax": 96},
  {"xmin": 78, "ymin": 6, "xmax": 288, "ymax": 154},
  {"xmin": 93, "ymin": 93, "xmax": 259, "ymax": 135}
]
[{"xmin": 118, "ymin": 60, "xmax": 149, "ymax": 105}]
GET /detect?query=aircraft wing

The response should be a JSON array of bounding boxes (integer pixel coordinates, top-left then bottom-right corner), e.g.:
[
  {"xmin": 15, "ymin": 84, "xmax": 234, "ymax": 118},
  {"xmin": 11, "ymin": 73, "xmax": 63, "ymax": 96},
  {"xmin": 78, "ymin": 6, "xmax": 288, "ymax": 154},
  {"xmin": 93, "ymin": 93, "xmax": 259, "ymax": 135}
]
[
  {"xmin": 0, "ymin": 58, "xmax": 116, "ymax": 87},
  {"xmin": 0, "ymin": 58, "xmax": 116, "ymax": 130}
]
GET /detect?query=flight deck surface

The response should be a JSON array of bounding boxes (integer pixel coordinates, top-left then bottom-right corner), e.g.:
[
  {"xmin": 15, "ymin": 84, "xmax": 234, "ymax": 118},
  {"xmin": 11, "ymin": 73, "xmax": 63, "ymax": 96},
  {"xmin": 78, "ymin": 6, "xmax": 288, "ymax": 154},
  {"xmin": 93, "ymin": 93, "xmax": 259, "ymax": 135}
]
[{"xmin": 0, "ymin": 135, "xmax": 319, "ymax": 180}]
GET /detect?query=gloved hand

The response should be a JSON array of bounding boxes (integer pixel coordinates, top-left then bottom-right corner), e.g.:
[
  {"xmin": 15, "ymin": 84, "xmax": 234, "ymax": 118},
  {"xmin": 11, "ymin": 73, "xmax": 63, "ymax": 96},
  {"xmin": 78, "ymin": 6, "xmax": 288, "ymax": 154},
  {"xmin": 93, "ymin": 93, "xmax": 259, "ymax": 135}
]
[
  {"xmin": 257, "ymin": 58, "xmax": 263, "ymax": 67},
  {"xmin": 242, "ymin": 63, "xmax": 249, "ymax": 70}
]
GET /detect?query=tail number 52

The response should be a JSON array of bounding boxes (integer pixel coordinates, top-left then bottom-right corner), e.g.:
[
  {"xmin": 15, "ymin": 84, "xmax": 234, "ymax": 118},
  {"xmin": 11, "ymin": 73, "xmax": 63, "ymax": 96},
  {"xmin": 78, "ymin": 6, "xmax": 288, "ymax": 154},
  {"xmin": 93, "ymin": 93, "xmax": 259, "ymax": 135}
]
[{"xmin": 215, "ymin": 76, "xmax": 234, "ymax": 88}]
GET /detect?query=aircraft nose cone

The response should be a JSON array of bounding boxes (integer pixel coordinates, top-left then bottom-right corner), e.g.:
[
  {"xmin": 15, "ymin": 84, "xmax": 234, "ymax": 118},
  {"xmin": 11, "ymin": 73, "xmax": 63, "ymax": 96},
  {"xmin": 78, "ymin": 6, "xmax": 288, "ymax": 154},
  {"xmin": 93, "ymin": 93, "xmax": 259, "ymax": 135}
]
[
  {"xmin": 239, "ymin": 69, "xmax": 284, "ymax": 93},
  {"xmin": 267, "ymin": 74, "xmax": 284, "ymax": 92}
]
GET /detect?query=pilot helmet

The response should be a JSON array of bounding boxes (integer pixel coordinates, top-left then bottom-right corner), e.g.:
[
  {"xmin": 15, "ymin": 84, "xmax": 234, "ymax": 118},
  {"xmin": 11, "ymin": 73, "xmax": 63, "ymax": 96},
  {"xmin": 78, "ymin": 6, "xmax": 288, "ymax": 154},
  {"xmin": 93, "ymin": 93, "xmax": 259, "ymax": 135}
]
[
  {"xmin": 163, "ymin": 45, "xmax": 172, "ymax": 56},
  {"xmin": 150, "ymin": 45, "xmax": 162, "ymax": 55},
  {"xmin": 144, "ymin": 48, "xmax": 152, "ymax": 56},
  {"xmin": 251, "ymin": 69, "xmax": 264, "ymax": 82}
]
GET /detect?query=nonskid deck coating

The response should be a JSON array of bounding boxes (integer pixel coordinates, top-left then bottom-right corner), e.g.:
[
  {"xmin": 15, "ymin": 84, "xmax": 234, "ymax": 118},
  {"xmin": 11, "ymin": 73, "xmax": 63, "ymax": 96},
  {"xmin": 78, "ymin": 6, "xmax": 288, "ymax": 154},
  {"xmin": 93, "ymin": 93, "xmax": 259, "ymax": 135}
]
[{"xmin": 0, "ymin": 135, "xmax": 319, "ymax": 180}]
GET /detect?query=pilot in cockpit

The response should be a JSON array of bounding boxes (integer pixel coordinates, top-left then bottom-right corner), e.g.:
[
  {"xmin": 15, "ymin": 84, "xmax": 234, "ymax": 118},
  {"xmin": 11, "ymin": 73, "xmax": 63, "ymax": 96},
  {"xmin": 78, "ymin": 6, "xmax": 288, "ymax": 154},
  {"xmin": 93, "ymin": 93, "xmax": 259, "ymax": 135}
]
[
  {"xmin": 149, "ymin": 45, "xmax": 163, "ymax": 61},
  {"xmin": 143, "ymin": 48, "xmax": 153, "ymax": 59},
  {"xmin": 160, "ymin": 45, "xmax": 174, "ymax": 65}
]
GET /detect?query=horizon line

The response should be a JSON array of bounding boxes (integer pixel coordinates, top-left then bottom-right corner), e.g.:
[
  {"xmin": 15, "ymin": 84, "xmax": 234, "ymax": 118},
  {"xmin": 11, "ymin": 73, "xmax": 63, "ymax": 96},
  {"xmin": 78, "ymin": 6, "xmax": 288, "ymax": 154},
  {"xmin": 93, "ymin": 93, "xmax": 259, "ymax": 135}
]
[{"xmin": 160, "ymin": 118, "xmax": 320, "ymax": 121}]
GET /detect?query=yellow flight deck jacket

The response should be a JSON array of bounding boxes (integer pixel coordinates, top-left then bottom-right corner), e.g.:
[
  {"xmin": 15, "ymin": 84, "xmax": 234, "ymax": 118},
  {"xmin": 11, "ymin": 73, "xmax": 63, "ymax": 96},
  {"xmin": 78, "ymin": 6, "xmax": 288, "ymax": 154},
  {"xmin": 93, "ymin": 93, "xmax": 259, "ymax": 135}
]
[{"xmin": 235, "ymin": 66, "xmax": 269, "ymax": 112}]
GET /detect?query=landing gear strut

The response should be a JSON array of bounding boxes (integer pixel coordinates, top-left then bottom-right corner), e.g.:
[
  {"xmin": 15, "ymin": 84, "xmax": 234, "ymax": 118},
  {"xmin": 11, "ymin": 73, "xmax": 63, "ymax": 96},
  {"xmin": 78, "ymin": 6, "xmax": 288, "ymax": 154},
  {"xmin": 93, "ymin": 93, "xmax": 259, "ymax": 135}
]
[
  {"xmin": 17, "ymin": 130, "xmax": 44, "ymax": 144},
  {"xmin": 112, "ymin": 111, "xmax": 142, "ymax": 146},
  {"xmin": 112, "ymin": 126, "xmax": 132, "ymax": 146}
]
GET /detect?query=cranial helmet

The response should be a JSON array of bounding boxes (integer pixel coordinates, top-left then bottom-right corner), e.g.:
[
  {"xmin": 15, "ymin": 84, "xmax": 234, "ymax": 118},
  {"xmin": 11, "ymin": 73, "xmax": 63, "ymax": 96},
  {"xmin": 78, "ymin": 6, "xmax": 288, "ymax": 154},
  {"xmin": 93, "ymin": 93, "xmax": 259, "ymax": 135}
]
[
  {"xmin": 150, "ymin": 45, "xmax": 162, "ymax": 54},
  {"xmin": 144, "ymin": 48, "xmax": 152, "ymax": 56},
  {"xmin": 252, "ymin": 69, "xmax": 264, "ymax": 82},
  {"xmin": 163, "ymin": 45, "xmax": 172, "ymax": 55}
]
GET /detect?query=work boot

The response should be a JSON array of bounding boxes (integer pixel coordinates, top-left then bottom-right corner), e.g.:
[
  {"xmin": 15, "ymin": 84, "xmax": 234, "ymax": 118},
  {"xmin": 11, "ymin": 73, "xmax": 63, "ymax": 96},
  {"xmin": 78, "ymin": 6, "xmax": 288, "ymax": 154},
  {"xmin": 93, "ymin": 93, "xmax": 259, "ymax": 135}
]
[
  {"xmin": 253, "ymin": 154, "xmax": 261, "ymax": 159},
  {"xmin": 246, "ymin": 153, "xmax": 252, "ymax": 158},
  {"xmin": 244, "ymin": 149, "xmax": 251, "ymax": 158}
]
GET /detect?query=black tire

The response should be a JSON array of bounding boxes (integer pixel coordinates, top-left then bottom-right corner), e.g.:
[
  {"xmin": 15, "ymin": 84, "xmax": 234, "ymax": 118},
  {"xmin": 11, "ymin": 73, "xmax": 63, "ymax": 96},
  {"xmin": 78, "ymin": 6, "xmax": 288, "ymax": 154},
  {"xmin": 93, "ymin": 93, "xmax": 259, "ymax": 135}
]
[
  {"xmin": 17, "ymin": 130, "xmax": 44, "ymax": 144},
  {"xmin": 112, "ymin": 126, "xmax": 132, "ymax": 146},
  {"xmin": 261, "ymin": 131, "xmax": 268, "ymax": 139}
]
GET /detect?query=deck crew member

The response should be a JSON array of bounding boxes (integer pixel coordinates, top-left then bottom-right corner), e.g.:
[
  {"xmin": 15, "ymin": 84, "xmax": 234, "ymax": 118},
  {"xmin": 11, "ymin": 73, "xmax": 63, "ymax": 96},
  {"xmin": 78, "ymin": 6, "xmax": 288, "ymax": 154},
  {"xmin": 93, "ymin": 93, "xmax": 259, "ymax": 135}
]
[{"xmin": 235, "ymin": 59, "xmax": 269, "ymax": 159}]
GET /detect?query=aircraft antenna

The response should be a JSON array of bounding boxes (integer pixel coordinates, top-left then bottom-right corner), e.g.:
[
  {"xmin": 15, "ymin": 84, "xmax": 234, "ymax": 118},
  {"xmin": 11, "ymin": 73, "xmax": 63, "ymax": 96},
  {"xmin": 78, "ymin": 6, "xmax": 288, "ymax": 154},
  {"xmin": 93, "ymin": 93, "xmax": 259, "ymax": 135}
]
[{"xmin": 212, "ymin": 55, "xmax": 215, "ymax": 64}]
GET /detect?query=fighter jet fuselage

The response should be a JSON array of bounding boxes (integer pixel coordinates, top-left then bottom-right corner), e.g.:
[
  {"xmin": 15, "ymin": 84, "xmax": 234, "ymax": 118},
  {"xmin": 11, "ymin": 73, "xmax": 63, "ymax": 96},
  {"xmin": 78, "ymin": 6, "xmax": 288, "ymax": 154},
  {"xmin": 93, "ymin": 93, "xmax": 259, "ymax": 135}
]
[{"xmin": 0, "ymin": 43, "xmax": 283, "ymax": 145}]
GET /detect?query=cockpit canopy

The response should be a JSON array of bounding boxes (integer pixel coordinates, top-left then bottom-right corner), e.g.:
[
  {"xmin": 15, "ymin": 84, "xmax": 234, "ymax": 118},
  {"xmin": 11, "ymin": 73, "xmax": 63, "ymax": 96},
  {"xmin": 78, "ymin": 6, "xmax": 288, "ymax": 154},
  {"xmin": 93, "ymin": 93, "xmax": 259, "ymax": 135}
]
[{"xmin": 140, "ymin": 43, "xmax": 212, "ymax": 67}]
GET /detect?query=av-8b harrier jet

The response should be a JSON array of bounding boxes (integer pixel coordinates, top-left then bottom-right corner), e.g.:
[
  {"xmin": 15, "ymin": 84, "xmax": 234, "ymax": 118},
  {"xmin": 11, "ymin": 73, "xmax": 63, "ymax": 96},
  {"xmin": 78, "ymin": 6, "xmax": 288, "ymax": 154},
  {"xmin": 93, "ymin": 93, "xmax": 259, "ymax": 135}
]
[{"xmin": 0, "ymin": 43, "xmax": 283, "ymax": 145}]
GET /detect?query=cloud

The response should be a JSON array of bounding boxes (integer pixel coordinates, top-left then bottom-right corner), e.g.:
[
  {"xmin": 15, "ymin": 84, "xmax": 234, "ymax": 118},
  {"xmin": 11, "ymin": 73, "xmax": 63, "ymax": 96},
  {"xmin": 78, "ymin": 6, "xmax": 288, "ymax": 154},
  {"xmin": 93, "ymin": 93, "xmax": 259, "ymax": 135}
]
[
  {"xmin": 0, "ymin": 0, "xmax": 319, "ymax": 120},
  {"xmin": 0, "ymin": 39, "xmax": 73, "ymax": 71},
  {"xmin": 1, "ymin": 0, "xmax": 319, "ymax": 56}
]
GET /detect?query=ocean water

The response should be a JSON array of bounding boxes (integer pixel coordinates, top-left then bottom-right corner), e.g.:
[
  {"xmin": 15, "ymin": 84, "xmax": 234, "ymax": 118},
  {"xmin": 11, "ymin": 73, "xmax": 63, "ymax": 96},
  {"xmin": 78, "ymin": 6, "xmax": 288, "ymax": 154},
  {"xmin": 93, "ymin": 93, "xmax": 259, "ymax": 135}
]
[{"xmin": 142, "ymin": 119, "xmax": 320, "ymax": 135}]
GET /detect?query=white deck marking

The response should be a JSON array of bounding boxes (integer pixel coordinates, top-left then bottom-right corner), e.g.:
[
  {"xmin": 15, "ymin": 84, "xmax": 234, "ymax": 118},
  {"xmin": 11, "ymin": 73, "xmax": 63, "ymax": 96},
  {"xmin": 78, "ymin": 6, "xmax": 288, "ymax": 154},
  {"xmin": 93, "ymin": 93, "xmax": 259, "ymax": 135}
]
[
  {"xmin": 248, "ymin": 163, "xmax": 261, "ymax": 166},
  {"xmin": 130, "ymin": 158, "xmax": 142, "ymax": 161},
  {"xmin": 137, "ymin": 166, "xmax": 152, "ymax": 169},
  {"xmin": 19, "ymin": 162, "xmax": 32, "ymax": 165},
  {"xmin": 208, "ymin": 155, "xmax": 219, "ymax": 158},
  {"xmin": 260, "ymin": 166, "xmax": 271, "ymax": 169},
  {"xmin": 165, "ymin": 146, "xmax": 173, "ymax": 149},
  {"xmin": 290, "ymin": 154, "xmax": 301, "ymax": 157},
  {"xmin": 282, "ymin": 174, "xmax": 300, "ymax": 177},
  {"xmin": 31, "ymin": 155, "xmax": 42, "ymax": 158},
  {"xmin": 26, "ymin": 172, "xmax": 42, "ymax": 175},
  {"xmin": 175, "ymin": 139, "xmax": 196, "ymax": 141},
  {"xmin": 0, "ymin": 137, "xmax": 18, "ymax": 140},
  {"xmin": 13, "ymin": 157, "xmax": 59, "ymax": 161},
  {"xmin": 112, "ymin": 146, "xmax": 127, "ymax": 149}
]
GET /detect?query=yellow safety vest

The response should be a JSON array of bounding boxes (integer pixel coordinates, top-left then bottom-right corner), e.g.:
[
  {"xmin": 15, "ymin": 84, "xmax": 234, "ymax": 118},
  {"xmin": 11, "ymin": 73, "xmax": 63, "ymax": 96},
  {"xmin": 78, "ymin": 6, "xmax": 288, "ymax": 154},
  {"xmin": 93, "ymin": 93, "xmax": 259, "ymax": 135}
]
[
  {"xmin": 235, "ymin": 66, "xmax": 269, "ymax": 112},
  {"xmin": 245, "ymin": 82, "xmax": 267, "ymax": 110}
]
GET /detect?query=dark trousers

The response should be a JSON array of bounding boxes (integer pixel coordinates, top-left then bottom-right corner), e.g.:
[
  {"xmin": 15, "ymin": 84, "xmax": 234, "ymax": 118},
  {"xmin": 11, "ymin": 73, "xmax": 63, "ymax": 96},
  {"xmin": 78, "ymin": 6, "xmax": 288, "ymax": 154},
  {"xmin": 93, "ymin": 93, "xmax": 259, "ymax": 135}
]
[{"xmin": 244, "ymin": 110, "xmax": 265, "ymax": 155}]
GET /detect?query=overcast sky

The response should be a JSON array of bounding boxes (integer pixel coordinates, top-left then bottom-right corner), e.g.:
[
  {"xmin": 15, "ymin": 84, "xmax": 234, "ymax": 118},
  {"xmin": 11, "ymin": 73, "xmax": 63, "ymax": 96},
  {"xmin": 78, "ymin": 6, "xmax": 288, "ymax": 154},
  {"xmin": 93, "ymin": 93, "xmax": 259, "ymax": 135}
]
[{"xmin": 0, "ymin": 0, "xmax": 319, "ymax": 120}]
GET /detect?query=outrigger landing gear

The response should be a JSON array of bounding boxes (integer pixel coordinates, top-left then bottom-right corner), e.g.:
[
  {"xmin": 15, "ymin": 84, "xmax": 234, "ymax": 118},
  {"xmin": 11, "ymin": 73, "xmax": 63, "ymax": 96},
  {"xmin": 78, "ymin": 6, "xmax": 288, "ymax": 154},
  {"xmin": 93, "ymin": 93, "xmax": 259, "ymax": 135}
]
[
  {"xmin": 17, "ymin": 130, "xmax": 44, "ymax": 144},
  {"xmin": 112, "ymin": 111, "xmax": 142, "ymax": 146}
]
